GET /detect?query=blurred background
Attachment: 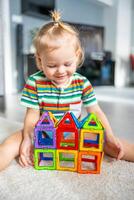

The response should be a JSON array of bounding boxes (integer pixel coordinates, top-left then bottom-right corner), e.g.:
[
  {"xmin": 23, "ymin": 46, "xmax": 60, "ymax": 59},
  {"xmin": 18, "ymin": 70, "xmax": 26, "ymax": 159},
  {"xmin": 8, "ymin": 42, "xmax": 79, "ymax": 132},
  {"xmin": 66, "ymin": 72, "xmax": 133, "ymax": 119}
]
[{"xmin": 0, "ymin": 0, "xmax": 134, "ymax": 139}]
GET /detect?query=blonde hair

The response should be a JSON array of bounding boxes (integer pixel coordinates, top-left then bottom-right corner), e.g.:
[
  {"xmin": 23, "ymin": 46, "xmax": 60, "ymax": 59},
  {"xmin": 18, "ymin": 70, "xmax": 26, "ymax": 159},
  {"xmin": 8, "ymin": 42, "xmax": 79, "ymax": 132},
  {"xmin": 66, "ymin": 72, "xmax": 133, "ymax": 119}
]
[{"xmin": 34, "ymin": 11, "xmax": 84, "ymax": 68}]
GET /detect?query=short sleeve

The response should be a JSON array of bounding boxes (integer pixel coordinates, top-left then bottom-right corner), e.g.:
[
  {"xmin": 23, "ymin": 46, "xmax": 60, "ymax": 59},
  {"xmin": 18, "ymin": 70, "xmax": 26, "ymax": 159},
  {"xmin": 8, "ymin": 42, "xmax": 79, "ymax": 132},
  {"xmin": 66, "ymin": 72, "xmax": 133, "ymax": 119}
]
[
  {"xmin": 20, "ymin": 76, "xmax": 39, "ymax": 109},
  {"xmin": 82, "ymin": 78, "xmax": 97, "ymax": 107}
]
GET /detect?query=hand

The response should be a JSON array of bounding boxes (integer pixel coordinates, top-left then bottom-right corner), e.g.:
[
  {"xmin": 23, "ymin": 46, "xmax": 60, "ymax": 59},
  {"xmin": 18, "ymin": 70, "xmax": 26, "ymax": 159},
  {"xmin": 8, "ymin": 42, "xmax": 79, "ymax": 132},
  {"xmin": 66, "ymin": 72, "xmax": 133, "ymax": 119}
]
[
  {"xmin": 105, "ymin": 133, "xmax": 124, "ymax": 160},
  {"xmin": 19, "ymin": 135, "xmax": 34, "ymax": 167}
]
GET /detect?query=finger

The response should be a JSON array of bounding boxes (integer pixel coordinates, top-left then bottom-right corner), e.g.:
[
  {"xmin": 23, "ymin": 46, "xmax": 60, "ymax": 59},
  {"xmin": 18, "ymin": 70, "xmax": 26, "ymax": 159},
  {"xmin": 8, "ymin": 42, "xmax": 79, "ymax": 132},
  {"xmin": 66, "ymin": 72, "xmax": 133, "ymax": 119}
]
[
  {"xmin": 114, "ymin": 138, "xmax": 121, "ymax": 149},
  {"xmin": 20, "ymin": 154, "xmax": 30, "ymax": 167},
  {"xmin": 30, "ymin": 154, "xmax": 34, "ymax": 165},
  {"xmin": 27, "ymin": 156, "xmax": 34, "ymax": 166},
  {"xmin": 30, "ymin": 147, "xmax": 34, "ymax": 166},
  {"xmin": 116, "ymin": 139, "xmax": 124, "ymax": 159},
  {"xmin": 117, "ymin": 150, "xmax": 124, "ymax": 160},
  {"xmin": 24, "ymin": 151, "xmax": 34, "ymax": 166},
  {"xmin": 19, "ymin": 156, "xmax": 26, "ymax": 167}
]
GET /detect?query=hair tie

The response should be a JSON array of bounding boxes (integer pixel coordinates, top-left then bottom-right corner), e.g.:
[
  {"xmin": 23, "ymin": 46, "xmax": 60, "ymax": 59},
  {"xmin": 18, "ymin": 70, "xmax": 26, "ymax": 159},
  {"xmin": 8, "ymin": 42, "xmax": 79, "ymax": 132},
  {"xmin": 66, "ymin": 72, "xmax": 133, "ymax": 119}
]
[
  {"xmin": 54, "ymin": 21, "xmax": 59, "ymax": 27},
  {"xmin": 51, "ymin": 10, "xmax": 61, "ymax": 26}
]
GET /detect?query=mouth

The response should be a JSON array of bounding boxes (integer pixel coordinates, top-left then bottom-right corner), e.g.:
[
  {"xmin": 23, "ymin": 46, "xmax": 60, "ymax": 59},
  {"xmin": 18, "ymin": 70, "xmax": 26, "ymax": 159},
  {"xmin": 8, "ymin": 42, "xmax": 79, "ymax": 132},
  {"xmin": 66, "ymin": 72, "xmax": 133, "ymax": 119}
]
[
  {"xmin": 53, "ymin": 75, "xmax": 69, "ymax": 85},
  {"xmin": 55, "ymin": 75, "xmax": 67, "ymax": 79}
]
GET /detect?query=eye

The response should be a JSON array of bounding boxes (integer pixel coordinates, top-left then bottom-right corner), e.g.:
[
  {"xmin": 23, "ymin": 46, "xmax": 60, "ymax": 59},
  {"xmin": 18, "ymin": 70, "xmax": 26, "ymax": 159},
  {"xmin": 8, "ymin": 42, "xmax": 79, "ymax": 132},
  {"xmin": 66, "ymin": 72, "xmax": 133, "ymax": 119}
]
[
  {"xmin": 64, "ymin": 63, "xmax": 72, "ymax": 67},
  {"xmin": 47, "ymin": 65, "xmax": 56, "ymax": 68}
]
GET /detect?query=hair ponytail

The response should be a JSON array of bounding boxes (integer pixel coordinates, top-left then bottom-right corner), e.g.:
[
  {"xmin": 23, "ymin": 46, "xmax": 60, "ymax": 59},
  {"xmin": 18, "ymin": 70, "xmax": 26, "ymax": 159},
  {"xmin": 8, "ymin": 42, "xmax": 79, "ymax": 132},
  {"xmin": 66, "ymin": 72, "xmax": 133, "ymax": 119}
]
[{"xmin": 34, "ymin": 10, "xmax": 84, "ymax": 68}]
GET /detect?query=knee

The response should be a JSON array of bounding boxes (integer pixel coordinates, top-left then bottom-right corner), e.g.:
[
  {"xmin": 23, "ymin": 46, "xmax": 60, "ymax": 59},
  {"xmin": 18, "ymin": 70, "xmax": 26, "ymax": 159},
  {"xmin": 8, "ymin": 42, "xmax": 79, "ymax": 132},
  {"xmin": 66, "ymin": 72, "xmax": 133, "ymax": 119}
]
[
  {"xmin": 1, "ymin": 130, "xmax": 23, "ymax": 159},
  {"xmin": 104, "ymin": 143, "xmax": 119, "ymax": 158},
  {"xmin": 3, "ymin": 130, "xmax": 23, "ymax": 148}
]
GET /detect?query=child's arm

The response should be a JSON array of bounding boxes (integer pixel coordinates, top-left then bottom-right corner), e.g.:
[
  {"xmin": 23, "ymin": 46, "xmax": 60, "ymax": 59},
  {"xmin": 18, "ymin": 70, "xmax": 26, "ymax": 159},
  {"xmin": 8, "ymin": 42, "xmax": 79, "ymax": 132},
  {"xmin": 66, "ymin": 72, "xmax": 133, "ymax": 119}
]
[
  {"xmin": 19, "ymin": 108, "xmax": 40, "ymax": 167},
  {"xmin": 86, "ymin": 104, "xmax": 124, "ymax": 160}
]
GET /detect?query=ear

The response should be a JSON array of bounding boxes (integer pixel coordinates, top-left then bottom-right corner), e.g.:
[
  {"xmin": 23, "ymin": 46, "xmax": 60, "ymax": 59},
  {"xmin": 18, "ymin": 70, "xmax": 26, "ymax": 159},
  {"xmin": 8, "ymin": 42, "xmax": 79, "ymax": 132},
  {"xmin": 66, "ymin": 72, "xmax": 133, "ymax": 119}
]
[
  {"xmin": 35, "ymin": 53, "xmax": 43, "ymax": 70},
  {"xmin": 75, "ymin": 49, "xmax": 81, "ymax": 65},
  {"xmin": 76, "ymin": 49, "xmax": 80, "ymax": 57}
]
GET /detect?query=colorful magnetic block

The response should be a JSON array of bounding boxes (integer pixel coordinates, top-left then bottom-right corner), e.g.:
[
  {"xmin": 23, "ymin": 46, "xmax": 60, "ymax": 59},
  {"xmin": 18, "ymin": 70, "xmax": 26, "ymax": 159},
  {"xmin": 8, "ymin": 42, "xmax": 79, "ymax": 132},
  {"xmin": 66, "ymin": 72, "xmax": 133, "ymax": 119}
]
[
  {"xmin": 56, "ymin": 127, "xmax": 79, "ymax": 150},
  {"xmin": 79, "ymin": 129, "xmax": 104, "ymax": 152},
  {"xmin": 56, "ymin": 150, "xmax": 78, "ymax": 172},
  {"xmin": 36, "ymin": 111, "xmax": 55, "ymax": 128},
  {"xmin": 34, "ymin": 127, "xmax": 56, "ymax": 149},
  {"xmin": 34, "ymin": 149, "xmax": 56, "ymax": 170},
  {"xmin": 78, "ymin": 151, "xmax": 103, "ymax": 174},
  {"xmin": 70, "ymin": 112, "xmax": 81, "ymax": 128},
  {"xmin": 34, "ymin": 111, "xmax": 104, "ymax": 174},
  {"xmin": 81, "ymin": 113, "xmax": 103, "ymax": 130},
  {"xmin": 49, "ymin": 112, "xmax": 58, "ymax": 127},
  {"xmin": 57, "ymin": 112, "xmax": 77, "ymax": 129}
]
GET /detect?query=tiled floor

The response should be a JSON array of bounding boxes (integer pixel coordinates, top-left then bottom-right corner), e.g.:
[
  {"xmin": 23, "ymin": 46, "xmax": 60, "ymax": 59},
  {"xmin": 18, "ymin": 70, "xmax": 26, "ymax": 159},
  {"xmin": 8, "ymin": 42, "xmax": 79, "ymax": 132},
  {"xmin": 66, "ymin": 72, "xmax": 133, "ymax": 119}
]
[
  {"xmin": 0, "ymin": 86, "xmax": 134, "ymax": 141},
  {"xmin": 94, "ymin": 86, "xmax": 134, "ymax": 104},
  {"xmin": 95, "ymin": 86, "xmax": 134, "ymax": 140}
]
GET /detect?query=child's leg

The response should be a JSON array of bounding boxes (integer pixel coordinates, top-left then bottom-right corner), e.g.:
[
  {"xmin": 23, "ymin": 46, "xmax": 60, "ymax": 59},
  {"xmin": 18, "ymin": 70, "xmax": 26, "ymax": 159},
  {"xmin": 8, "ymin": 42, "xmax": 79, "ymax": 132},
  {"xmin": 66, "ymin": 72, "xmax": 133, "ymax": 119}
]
[
  {"xmin": 104, "ymin": 138, "xmax": 134, "ymax": 162},
  {"xmin": 0, "ymin": 130, "xmax": 23, "ymax": 171}
]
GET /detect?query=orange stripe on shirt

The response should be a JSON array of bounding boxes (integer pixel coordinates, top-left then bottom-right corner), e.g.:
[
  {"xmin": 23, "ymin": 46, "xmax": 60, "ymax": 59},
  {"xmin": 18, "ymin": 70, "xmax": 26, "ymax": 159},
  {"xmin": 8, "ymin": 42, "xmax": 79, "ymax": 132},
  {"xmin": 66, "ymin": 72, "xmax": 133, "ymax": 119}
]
[{"xmin": 40, "ymin": 101, "xmax": 81, "ymax": 108}]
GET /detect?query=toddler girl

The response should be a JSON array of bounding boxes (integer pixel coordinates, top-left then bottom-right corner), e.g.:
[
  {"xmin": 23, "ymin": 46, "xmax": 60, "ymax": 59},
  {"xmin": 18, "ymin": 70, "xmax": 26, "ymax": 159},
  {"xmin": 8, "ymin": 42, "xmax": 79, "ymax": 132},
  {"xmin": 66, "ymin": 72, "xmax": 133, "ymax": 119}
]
[{"xmin": 0, "ymin": 11, "xmax": 134, "ymax": 171}]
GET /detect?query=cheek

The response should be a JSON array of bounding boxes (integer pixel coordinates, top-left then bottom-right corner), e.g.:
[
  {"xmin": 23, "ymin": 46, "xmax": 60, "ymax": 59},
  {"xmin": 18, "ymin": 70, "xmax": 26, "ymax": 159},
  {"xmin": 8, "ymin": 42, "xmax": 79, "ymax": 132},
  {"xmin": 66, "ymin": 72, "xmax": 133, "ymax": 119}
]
[
  {"xmin": 42, "ymin": 68, "xmax": 49, "ymax": 76},
  {"xmin": 43, "ymin": 68, "xmax": 55, "ymax": 77},
  {"xmin": 70, "ymin": 66, "xmax": 77, "ymax": 73},
  {"xmin": 67, "ymin": 68, "xmax": 76, "ymax": 76}
]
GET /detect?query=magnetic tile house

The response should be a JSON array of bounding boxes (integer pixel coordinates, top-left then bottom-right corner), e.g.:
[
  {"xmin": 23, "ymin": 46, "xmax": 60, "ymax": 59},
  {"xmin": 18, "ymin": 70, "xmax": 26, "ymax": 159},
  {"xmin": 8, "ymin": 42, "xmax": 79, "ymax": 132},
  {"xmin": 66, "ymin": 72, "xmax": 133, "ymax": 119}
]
[{"xmin": 34, "ymin": 111, "xmax": 104, "ymax": 174}]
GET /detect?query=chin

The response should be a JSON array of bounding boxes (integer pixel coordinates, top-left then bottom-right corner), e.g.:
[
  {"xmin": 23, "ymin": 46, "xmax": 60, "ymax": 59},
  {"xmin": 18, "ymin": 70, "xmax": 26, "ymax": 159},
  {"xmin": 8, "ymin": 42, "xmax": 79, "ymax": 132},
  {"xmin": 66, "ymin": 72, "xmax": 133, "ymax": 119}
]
[
  {"xmin": 56, "ymin": 80, "xmax": 66, "ymax": 84},
  {"xmin": 55, "ymin": 77, "xmax": 68, "ymax": 82}
]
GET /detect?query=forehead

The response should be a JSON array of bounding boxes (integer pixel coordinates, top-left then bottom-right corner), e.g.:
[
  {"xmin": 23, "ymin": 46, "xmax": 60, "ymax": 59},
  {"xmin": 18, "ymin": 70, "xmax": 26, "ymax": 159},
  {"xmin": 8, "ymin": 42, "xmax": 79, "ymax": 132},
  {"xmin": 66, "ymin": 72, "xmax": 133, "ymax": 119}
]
[
  {"xmin": 41, "ymin": 42, "xmax": 77, "ymax": 63},
  {"xmin": 39, "ymin": 33, "xmax": 77, "ymax": 52}
]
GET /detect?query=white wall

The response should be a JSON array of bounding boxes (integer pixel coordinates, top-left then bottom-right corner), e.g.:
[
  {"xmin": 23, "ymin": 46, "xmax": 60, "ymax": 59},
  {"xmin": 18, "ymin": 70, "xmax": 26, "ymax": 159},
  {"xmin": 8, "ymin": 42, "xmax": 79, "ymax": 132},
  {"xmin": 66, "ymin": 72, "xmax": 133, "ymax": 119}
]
[
  {"xmin": 23, "ymin": 0, "xmax": 104, "ymax": 53},
  {"xmin": 0, "ymin": 1, "xmax": 4, "ymax": 95},
  {"xmin": 9, "ymin": 0, "xmax": 105, "ymax": 95},
  {"xmin": 114, "ymin": 0, "xmax": 132, "ymax": 87},
  {"xmin": 10, "ymin": 0, "xmax": 46, "ymax": 94},
  {"xmin": 131, "ymin": 1, "xmax": 134, "ymax": 53},
  {"xmin": 22, "ymin": 16, "xmax": 47, "ymax": 53},
  {"xmin": 103, "ymin": 1, "xmax": 117, "ymax": 59},
  {"xmin": 11, "ymin": 0, "xmax": 104, "ymax": 54},
  {"xmin": 56, "ymin": 0, "xmax": 104, "ymax": 25},
  {"xmin": 103, "ymin": 0, "xmax": 134, "ymax": 58},
  {"xmin": 103, "ymin": 0, "xmax": 133, "ymax": 87},
  {"xmin": 1, "ymin": 0, "xmax": 15, "ymax": 94},
  {"xmin": 3, "ymin": 0, "xmax": 134, "ymax": 94}
]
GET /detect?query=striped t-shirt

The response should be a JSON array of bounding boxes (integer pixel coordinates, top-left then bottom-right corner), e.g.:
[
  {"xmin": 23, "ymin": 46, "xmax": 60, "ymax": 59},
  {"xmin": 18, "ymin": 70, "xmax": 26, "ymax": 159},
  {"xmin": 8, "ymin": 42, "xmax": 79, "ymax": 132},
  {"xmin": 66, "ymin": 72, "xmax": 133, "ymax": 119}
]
[{"xmin": 20, "ymin": 71, "xmax": 97, "ymax": 120}]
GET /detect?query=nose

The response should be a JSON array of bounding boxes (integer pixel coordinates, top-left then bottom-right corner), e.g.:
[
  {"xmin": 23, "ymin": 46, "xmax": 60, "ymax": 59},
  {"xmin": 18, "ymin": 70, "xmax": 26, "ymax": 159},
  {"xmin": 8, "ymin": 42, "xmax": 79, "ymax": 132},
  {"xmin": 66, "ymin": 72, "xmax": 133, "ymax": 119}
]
[{"xmin": 56, "ymin": 65, "xmax": 65, "ymax": 74}]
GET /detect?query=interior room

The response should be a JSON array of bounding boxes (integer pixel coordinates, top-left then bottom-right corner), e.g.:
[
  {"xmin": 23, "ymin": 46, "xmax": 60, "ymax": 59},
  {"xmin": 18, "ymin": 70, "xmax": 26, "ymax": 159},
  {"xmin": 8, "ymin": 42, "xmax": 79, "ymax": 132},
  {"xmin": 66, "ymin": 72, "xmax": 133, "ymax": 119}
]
[
  {"xmin": 0, "ymin": 0, "xmax": 134, "ymax": 199},
  {"xmin": 0, "ymin": 0, "xmax": 134, "ymax": 134}
]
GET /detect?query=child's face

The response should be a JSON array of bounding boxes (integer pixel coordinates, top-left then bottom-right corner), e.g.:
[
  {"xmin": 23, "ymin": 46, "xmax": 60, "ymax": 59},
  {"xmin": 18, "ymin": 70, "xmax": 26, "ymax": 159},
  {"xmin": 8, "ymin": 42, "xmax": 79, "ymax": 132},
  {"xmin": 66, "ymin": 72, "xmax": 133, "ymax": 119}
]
[{"xmin": 38, "ymin": 43, "xmax": 78, "ymax": 86}]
